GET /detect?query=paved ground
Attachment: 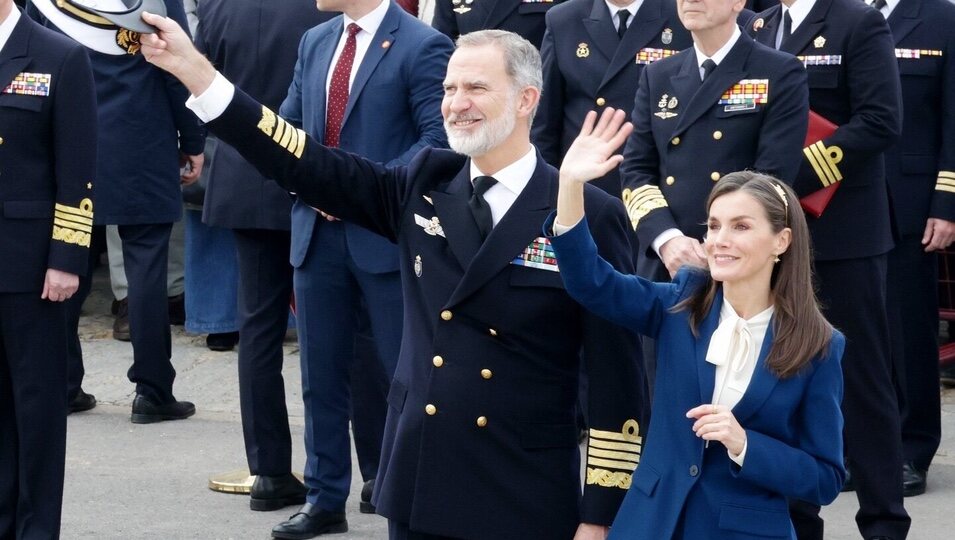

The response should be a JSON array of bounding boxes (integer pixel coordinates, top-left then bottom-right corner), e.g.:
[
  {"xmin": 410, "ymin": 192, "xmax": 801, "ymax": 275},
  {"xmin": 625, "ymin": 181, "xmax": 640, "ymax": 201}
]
[{"xmin": 60, "ymin": 265, "xmax": 955, "ymax": 539}]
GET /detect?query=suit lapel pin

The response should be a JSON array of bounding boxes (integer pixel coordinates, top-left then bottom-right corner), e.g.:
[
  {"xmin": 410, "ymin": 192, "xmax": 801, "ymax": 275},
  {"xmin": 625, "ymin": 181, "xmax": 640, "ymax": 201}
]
[
  {"xmin": 753, "ymin": 18, "xmax": 764, "ymax": 32},
  {"xmin": 382, "ymin": 40, "xmax": 391, "ymax": 49},
  {"xmin": 662, "ymin": 28, "xmax": 673, "ymax": 45},
  {"xmin": 423, "ymin": 195, "xmax": 433, "ymax": 205},
  {"xmin": 654, "ymin": 93, "xmax": 678, "ymax": 119},
  {"xmin": 576, "ymin": 42, "xmax": 590, "ymax": 58},
  {"xmin": 414, "ymin": 255, "xmax": 423, "ymax": 277},
  {"xmin": 814, "ymin": 36, "xmax": 826, "ymax": 49},
  {"xmin": 452, "ymin": 0, "xmax": 473, "ymax": 14},
  {"xmin": 415, "ymin": 213, "xmax": 446, "ymax": 237}
]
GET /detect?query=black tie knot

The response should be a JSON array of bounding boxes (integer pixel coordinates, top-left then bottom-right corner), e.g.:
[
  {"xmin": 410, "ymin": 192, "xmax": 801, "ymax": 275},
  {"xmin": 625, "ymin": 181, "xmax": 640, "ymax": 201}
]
[
  {"xmin": 469, "ymin": 176, "xmax": 498, "ymax": 240},
  {"xmin": 871, "ymin": 0, "xmax": 887, "ymax": 10},
  {"xmin": 472, "ymin": 176, "xmax": 498, "ymax": 197},
  {"xmin": 701, "ymin": 59, "xmax": 717, "ymax": 81},
  {"xmin": 617, "ymin": 10, "xmax": 630, "ymax": 39}
]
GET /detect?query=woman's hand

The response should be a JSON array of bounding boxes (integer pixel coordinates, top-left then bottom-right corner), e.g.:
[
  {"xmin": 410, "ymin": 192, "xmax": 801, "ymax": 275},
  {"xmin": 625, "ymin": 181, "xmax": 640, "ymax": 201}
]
[
  {"xmin": 573, "ymin": 523, "xmax": 609, "ymax": 540},
  {"xmin": 558, "ymin": 108, "xmax": 633, "ymax": 186},
  {"xmin": 686, "ymin": 404, "xmax": 746, "ymax": 456}
]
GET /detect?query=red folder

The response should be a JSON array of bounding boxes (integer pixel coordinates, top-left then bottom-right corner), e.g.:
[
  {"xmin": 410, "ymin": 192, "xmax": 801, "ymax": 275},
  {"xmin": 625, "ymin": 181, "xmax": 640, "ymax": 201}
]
[{"xmin": 799, "ymin": 111, "xmax": 839, "ymax": 218}]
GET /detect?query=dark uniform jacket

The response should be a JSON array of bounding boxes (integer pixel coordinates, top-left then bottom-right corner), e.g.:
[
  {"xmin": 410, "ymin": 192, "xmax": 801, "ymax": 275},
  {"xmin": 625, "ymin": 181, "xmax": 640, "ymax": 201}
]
[
  {"xmin": 0, "ymin": 12, "xmax": 95, "ymax": 291},
  {"xmin": 884, "ymin": 0, "xmax": 955, "ymax": 235},
  {"xmin": 29, "ymin": 0, "xmax": 204, "ymax": 225},
  {"xmin": 533, "ymin": 0, "xmax": 691, "ymax": 194},
  {"xmin": 433, "ymin": 0, "xmax": 565, "ymax": 48},
  {"xmin": 748, "ymin": 0, "xmax": 902, "ymax": 260},
  {"xmin": 207, "ymin": 89, "xmax": 647, "ymax": 538},
  {"xmin": 619, "ymin": 35, "xmax": 808, "ymax": 257},
  {"xmin": 195, "ymin": 0, "xmax": 333, "ymax": 231}
]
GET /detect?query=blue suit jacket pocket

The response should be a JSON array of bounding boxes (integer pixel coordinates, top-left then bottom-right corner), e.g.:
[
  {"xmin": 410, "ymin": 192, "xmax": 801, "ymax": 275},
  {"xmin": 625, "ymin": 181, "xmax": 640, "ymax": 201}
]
[
  {"xmin": 387, "ymin": 379, "xmax": 408, "ymax": 413},
  {"xmin": 519, "ymin": 422, "xmax": 578, "ymax": 449},
  {"xmin": 632, "ymin": 465, "xmax": 660, "ymax": 497},
  {"xmin": 3, "ymin": 201, "xmax": 54, "ymax": 219},
  {"xmin": 806, "ymin": 68, "xmax": 839, "ymax": 89},
  {"xmin": 718, "ymin": 504, "xmax": 791, "ymax": 538},
  {"xmin": 509, "ymin": 266, "xmax": 565, "ymax": 289},
  {"xmin": 0, "ymin": 93, "xmax": 43, "ymax": 112}
]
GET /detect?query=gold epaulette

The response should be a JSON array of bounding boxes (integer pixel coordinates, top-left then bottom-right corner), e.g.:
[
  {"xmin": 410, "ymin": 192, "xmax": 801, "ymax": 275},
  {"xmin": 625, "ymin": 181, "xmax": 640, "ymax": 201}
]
[
  {"xmin": 257, "ymin": 105, "xmax": 306, "ymax": 159},
  {"xmin": 52, "ymin": 198, "xmax": 93, "ymax": 248},
  {"xmin": 803, "ymin": 141, "xmax": 843, "ymax": 188},
  {"xmin": 623, "ymin": 186, "xmax": 668, "ymax": 230},
  {"xmin": 585, "ymin": 419, "xmax": 642, "ymax": 490},
  {"xmin": 936, "ymin": 171, "xmax": 955, "ymax": 194}
]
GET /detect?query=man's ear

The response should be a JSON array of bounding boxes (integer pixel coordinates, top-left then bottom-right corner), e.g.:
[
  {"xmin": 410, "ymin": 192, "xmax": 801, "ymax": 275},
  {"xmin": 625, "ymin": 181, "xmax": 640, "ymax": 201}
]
[{"xmin": 517, "ymin": 85, "xmax": 541, "ymax": 118}]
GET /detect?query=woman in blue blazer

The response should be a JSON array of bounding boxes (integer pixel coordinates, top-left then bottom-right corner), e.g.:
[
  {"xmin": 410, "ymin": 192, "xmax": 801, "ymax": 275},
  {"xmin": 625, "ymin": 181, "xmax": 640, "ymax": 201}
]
[{"xmin": 547, "ymin": 110, "xmax": 846, "ymax": 539}]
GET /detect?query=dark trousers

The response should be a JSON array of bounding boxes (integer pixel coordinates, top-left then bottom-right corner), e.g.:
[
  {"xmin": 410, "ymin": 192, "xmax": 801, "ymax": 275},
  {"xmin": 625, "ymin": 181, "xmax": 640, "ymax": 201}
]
[
  {"xmin": 0, "ymin": 293, "xmax": 68, "ymax": 540},
  {"xmin": 294, "ymin": 222, "xmax": 402, "ymax": 511},
  {"xmin": 887, "ymin": 235, "xmax": 941, "ymax": 471},
  {"xmin": 118, "ymin": 223, "xmax": 176, "ymax": 403},
  {"xmin": 233, "ymin": 228, "xmax": 295, "ymax": 476},
  {"xmin": 789, "ymin": 254, "xmax": 911, "ymax": 540},
  {"xmin": 388, "ymin": 520, "xmax": 460, "ymax": 540},
  {"xmin": 66, "ymin": 236, "xmax": 101, "ymax": 401}
]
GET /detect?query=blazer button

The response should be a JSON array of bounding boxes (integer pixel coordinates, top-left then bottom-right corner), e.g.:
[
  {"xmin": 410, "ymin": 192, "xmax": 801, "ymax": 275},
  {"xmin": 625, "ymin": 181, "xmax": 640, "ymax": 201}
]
[
  {"xmin": 689, "ymin": 465, "xmax": 699, "ymax": 477},
  {"xmin": 711, "ymin": 172, "xmax": 721, "ymax": 182},
  {"xmin": 480, "ymin": 369, "xmax": 492, "ymax": 379},
  {"xmin": 433, "ymin": 355, "xmax": 444, "ymax": 367},
  {"xmin": 665, "ymin": 176, "xmax": 675, "ymax": 186},
  {"xmin": 712, "ymin": 130, "xmax": 723, "ymax": 140},
  {"xmin": 425, "ymin": 404, "xmax": 437, "ymax": 415},
  {"xmin": 596, "ymin": 97, "xmax": 606, "ymax": 106},
  {"xmin": 671, "ymin": 137, "xmax": 680, "ymax": 146},
  {"xmin": 0, "ymin": 136, "xmax": 4, "ymax": 145},
  {"xmin": 441, "ymin": 310, "xmax": 453, "ymax": 321},
  {"xmin": 476, "ymin": 416, "xmax": 488, "ymax": 427}
]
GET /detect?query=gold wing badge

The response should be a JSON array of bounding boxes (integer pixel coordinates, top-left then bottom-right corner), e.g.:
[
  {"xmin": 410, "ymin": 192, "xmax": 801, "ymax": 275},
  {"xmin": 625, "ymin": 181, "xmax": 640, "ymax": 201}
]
[{"xmin": 654, "ymin": 94, "xmax": 678, "ymax": 119}]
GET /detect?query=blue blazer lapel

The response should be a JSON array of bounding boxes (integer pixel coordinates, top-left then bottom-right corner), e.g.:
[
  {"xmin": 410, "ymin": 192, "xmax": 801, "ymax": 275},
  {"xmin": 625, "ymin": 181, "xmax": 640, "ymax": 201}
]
[
  {"xmin": 0, "ymin": 15, "xmax": 30, "ymax": 89},
  {"xmin": 581, "ymin": 0, "xmax": 618, "ymax": 65},
  {"xmin": 752, "ymin": 5, "xmax": 780, "ymax": 48},
  {"xmin": 431, "ymin": 166, "xmax": 483, "ymax": 271},
  {"xmin": 887, "ymin": 0, "xmax": 921, "ymax": 45},
  {"xmin": 780, "ymin": 0, "xmax": 831, "ymax": 56},
  {"xmin": 343, "ymin": 3, "xmax": 401, "ymax": 125},
  {"xmin": 696, "ymin": 291, "xmax": 723, "ymax": 405},
  {"xmin": 600, "ymin": 0, "xmax": 665, "ymax": 89},
  {"xmin": 671, "ymin": 37, "xmax": 750, "ymax": 138},
  {"xmin": 732, "ymin": 321, "xmax": 780, "ymax": 425},
  {"xmin": 312, "ymin": 25, "xmax": 340, "ymax": 144}
]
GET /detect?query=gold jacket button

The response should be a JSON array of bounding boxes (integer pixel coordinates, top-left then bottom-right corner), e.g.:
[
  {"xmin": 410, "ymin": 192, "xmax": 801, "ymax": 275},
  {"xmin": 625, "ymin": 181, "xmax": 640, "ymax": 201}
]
[
  {"xmin": 711, "ymin": 171, "xmax": 721, "ymax": 181},
  {"xmin": 488, "ymin": 328, "xmax": 498, "ymax": 337},
  {"xmin": 671, "ymin": 137, "xmax": 680, "ymax": 145},
  {"xmin": 476, "ymin": 416, "xmax": 488, "ymax": 427},
  {"xmin": 433, "ymin": 355, "xmax": 444, "ymax": 367},
  {"xmin": 441, "ymin": 310, "xmax": 453, "ymax": 321},
  {"xmin": 425, "ymin": 404, "xmax": 437, "ymax": 415},
  {"xmin": 596, "ymin": 97, "xmax": 606, "ymax": 106},
  {"xmin": 665, "ymin": 176, "xmax": 675, "ymax": 186},
  {"xmin": 712, "ymin": 130, "xmax": 723, "ymax": 140},
  {"xmin": 481, "ymin": 369, "xmax": 493, "ymax": 379},
  {"xmin": 0, "ymin": 137, "xmax": 4, "ymax": 145}
]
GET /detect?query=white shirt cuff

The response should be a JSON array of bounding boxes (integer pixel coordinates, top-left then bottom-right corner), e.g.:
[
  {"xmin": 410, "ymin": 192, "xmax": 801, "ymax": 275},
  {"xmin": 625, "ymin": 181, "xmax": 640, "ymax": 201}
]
[
  {"xmin": 729, "ymin": 436, "xmax": 748, "ymax": 467},
  {"xmin": 651, "ymin": 228, "xmax": 684, "ymax": 257},
  {"xmin": 185, "ymin": 72, "xmax": 235, "ymax": 123},
  {"xmin": 552, "ymin": 217, "xmax": 582, "ymax": 236}
]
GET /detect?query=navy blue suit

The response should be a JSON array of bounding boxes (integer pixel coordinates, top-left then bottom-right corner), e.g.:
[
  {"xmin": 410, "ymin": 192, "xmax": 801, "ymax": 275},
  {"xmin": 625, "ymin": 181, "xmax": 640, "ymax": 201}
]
[
  {"xmin": 194, "ymin": 0, "xmax": 334, "ymax": 481},
  {"xmin": 620, "ymin": 35, "xmax": 807, "ymax": 276},
  {"xmin": 278, "ymin": 2, "xmax": 452, "ymax": 512},
  {"xmin": 204, "ymin": 88, "xmax": 646, "ymax": 538},
  {"xmin": 0, "ymin": 10, "xmax": 96, "ymax": 538},
  {"xmin": 533, "ymin": 0, "xmax": 692, "ymax": 195},
  {"xmin": 433, "ymin": 0, "xmax": 565, "ymax": 48},
  {"xmin": 548, "ymin": 222, "xmax": 845, "ymax": 540},
  {"xmin": 748, "ymin": 1, "xmax": 908, "ymax": 538},
  {"xmin": 882, "ymin": 0, "xmax": 955, "ymax": 476}
]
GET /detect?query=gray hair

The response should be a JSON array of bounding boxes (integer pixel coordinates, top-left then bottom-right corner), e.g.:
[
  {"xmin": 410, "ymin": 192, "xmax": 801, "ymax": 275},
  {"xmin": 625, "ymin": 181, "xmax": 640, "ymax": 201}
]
[{"xmin": 455, "ymin": 30, "xmax": 542, "ymax": 124}]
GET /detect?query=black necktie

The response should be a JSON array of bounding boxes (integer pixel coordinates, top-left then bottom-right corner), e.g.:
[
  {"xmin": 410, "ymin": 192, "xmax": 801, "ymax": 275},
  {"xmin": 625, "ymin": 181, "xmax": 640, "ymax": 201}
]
[
  {"xmin": 701, "ymin": 59, "xmax": 717, "ymax": 81},
  {"xmin": 469, "ymin": 176, "xmax": 498, "ymax": 240},
  {"xmin": 780, "ymin": 10, "xmax": 793, "ymax": 50},
  {"xmin": 871, "ymin": 0, "xmax": 887, "ymax": 9},
  {"xmin": 617, "ymin": 10, "xmax": 630, "ymax": 39}
]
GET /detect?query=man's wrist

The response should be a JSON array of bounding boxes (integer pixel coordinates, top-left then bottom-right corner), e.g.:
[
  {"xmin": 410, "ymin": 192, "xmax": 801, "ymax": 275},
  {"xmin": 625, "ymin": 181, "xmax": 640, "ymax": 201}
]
[{"xmin": 178, "ymin": 55, "xmax": 218, "ymax": 97}]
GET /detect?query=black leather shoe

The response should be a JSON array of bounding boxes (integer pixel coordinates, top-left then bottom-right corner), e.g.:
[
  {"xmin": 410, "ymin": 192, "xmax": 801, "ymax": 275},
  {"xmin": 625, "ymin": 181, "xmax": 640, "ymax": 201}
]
[
  {"xmin": 271, "ymin": 503, "xmax": 347, "ymax": 539},
  {"xmin": 902, "ymin": 462, "xmax": 926, "ymax": 497},
  {"xmin": 206, "ymin": 331, "xmax": 240, "ymax": 352},
  {"xmin": 130, "ymin": 394, "xmax": 195, "ymax": 424},
  {"xmin": 940, "ymin": 364, "xmax": 955, "ymax": 388},
  {"xmin": 168, "ymin": 293, "xmax": 185, "ymax": 326},
  {"xmin": 69, "ymin": 389, "xmax": 97, "ymax": 414},
  {"xmin": 250, "ymin": 474, "xmax": 307, "ymax": 512},
  {"xmin": 841, "ymin": 467, "xmax": 855, "ymax": 492},
  {"xmin": 113, "ymin": 298, "xmax": 130, "ymax": 341},
  {"xmin": 359, "ymin": 479, "xmax": 375, "ymax": 514}
]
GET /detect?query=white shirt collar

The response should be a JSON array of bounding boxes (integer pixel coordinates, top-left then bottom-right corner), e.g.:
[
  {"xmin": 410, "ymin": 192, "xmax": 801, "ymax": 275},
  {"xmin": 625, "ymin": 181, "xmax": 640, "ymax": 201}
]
[
  {"xmin": 783, "ymin": 0, "xmax": 818, "ymax": 33},
  {"xmin": 344, "ymin": 0, "xmax": 390, "ymax": 37},
  {"xmin": 604, "ymin": 0, "xmax": 644, "ymax": 24},
  {"xmin": 876, "ymin": 0, "xmax": 899, "ymax": 18},
  {"xmin": 469, "ymin": 146, "xmax": 536, "ymax": 197},
  {"xmin": 694, "ymin": 24, "xmax": 741, "ymax": 72},
  {"xmin": 0, "ymin": 6, "xmax": 21, "ymax": 55}
]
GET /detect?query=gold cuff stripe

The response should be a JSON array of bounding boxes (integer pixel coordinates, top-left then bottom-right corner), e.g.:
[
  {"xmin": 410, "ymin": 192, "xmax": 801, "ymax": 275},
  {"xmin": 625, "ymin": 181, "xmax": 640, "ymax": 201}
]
[
  {"xmin": 590, "ymin": 419, "xmax": 642, "ymax": 443},
  {"xmin": 937, "ymin": 177, "xmax": 955, "ymax": 187},
  {"xmin": 804, "ymin": 143, "xmax": 836, "ymax": 187},
  {"xmin": 937, "ymin": 185, "xmax": 955, "ymax": 194},
  {"xmin": 588, "ymin": 456, "xmax": 640, "ymax": 471},
  {"xmin": 54, "ymin": 202, "xmax": 94, "ymax": 219},
  {"xmin": 589, "ymin": 438, "xmax": 642, "ymax": 453},
  {"xmin": 53, "ymin": 211, "xmax": 93, "ymax": 227},
  {"xmin": 628, "ymin": 190, "xmax": 667, "ymax": 209},
  {"xmin": 588, "ymin": 447, "xmax": 640, "ymax": 461},
  {"xmin": 292, "ymin": 129, "xmax": 306, "ymax": 158},
  {"xmin": 52, "ymin": 226, "xmax": 91, "ymax": 247},
  {"xmin": 272, "ymin": 117, "xmax": 287, "ymax": 144},
  {"xmin": 586, "ymin": 467, "xmax": 632, "ymax": 489},
  {"xmin": 53, "ymin": 218, "xmax": 92, "ymax": 233},
  {"xmin": 257, "ymin": 106, "xmax": 277, "ymax": 136},
  {"xmin": 279, "ymin": 121, "xmax": 295, "ymax": 149},
  {"xmin": 939, "ymin": 171, "xmax": 955, "ymax": 180}
]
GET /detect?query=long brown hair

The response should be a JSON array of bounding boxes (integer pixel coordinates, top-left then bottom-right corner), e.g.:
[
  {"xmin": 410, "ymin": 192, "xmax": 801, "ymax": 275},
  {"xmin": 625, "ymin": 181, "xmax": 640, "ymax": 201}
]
[{"xmin": 673, "ymin": 171, "xmax": 833, "ymax": 378}]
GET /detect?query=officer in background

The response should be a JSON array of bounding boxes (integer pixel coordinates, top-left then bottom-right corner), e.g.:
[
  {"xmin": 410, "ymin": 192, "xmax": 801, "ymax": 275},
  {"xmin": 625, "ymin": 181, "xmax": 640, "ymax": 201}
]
[
  {"xmin": 747, "ymin": 0, "xmax": 909, "ymax": 538},
  {"xmin": 533, "ymin": 0, "xmax": 691, "ymax": 195},
  {"xmin": 0, "ymin": 0, "xmax": 96, "ymax": 536},
  {"xmin": 881, "ymin": 0, "xmax": 955, "ymax": 499},
  {"xmin": 433, "ymin": 0, "xmax": 565, "ymax": 48},
  {"xmin": 619, "ymin": 0, "xmax": 808, "ymax": 282}
]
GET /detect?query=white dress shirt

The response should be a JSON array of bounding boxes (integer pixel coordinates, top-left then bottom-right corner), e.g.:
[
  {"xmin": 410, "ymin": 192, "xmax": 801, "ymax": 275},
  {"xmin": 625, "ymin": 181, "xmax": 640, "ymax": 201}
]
[
  {"xmin": 777, "ymin": 0, "xmax": 818, "ymax": 48},
  {"xmin": 0, "ymin": 5, "xmax": 20, "ymax": 54},
  {"xmin": 604, "ymin": 0, "xmax": 644, "ymax": 31},
  {"xmin": 325, "ymin": 0, "xmax": 390, "ymax": 99},
  {"xmin": 469, "ymin": 147, "xmax": 537, "ymax": 227}
]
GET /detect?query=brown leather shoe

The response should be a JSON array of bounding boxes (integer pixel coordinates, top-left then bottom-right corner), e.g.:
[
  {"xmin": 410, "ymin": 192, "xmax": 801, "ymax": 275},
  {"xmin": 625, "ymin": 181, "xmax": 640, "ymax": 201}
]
[{"xmin": 113, "ymin": 298, "xmax": 130, "ymax": 341}]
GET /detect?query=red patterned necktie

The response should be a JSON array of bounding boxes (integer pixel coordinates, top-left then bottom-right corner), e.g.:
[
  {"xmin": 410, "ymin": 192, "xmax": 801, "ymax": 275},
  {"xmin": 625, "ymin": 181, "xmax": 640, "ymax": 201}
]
[
  {"xmin": 397, "ymin": 0, "xmax": 418, "ymax": 16},
  {"xmin": 325, "ymin": 23, "xmax": 361, "ymax": 148}
]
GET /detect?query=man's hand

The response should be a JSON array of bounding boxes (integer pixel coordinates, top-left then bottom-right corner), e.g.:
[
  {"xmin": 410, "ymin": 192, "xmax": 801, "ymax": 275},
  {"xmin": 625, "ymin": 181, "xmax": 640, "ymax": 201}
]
[
  {"xmin": 573, "ymin": 523, "xmax": 609, "ymax": 540},
  {"xmin": 922, "ymin": 217, "xmax": 955, "ymax": 252},
  {"xmin": 686, "ymin": 403, "xmax": 746, "ymax": 456},
  {"xmin": 559, "ymin": 108, "xmax": 632, "ymax": 185},
  {"xmin": 308, "ymin": 205, "xmax": 340, "ymax": 222},
  {"xmin": 140, "ymin": 11, "xmax": 217, "ymax": 96},
  {"xmin": 180, "ymin": 152, "xmax": 205, "ymax": 185},
  {"xmin": 659, "ymin": 236, "xmax": 707, "ymax": 277},
  {"xmin": 41, "ymin": 269, "xmax": 79, "ymax": 302}
]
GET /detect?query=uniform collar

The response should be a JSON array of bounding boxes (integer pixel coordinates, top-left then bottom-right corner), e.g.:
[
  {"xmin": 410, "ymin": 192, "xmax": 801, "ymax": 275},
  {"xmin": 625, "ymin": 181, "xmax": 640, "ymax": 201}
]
[
  {"xmin": 343, "ymin": 0, "xmax": 390, "ymax": 37},
  {"xmin": 0, "ymin": 6, "xmax": 21, "ymax": 55},
  {"xmin": 468, "ymin": 145, "xmax": 537, "ymax": 197},
  {"xmin": 783, "ymin": 0, "xmax": 818, "ymax": 32},
  {"xmin": 694, "ymin": 24, "xmax": 741, "ymax": 69}
]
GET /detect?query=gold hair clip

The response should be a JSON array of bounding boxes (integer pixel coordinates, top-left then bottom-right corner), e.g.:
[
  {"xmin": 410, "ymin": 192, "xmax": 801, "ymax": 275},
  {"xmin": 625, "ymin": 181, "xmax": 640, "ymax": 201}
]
[{"xmin": 772, "ymin": 182, "xmax": 788, "ymax": 211}]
